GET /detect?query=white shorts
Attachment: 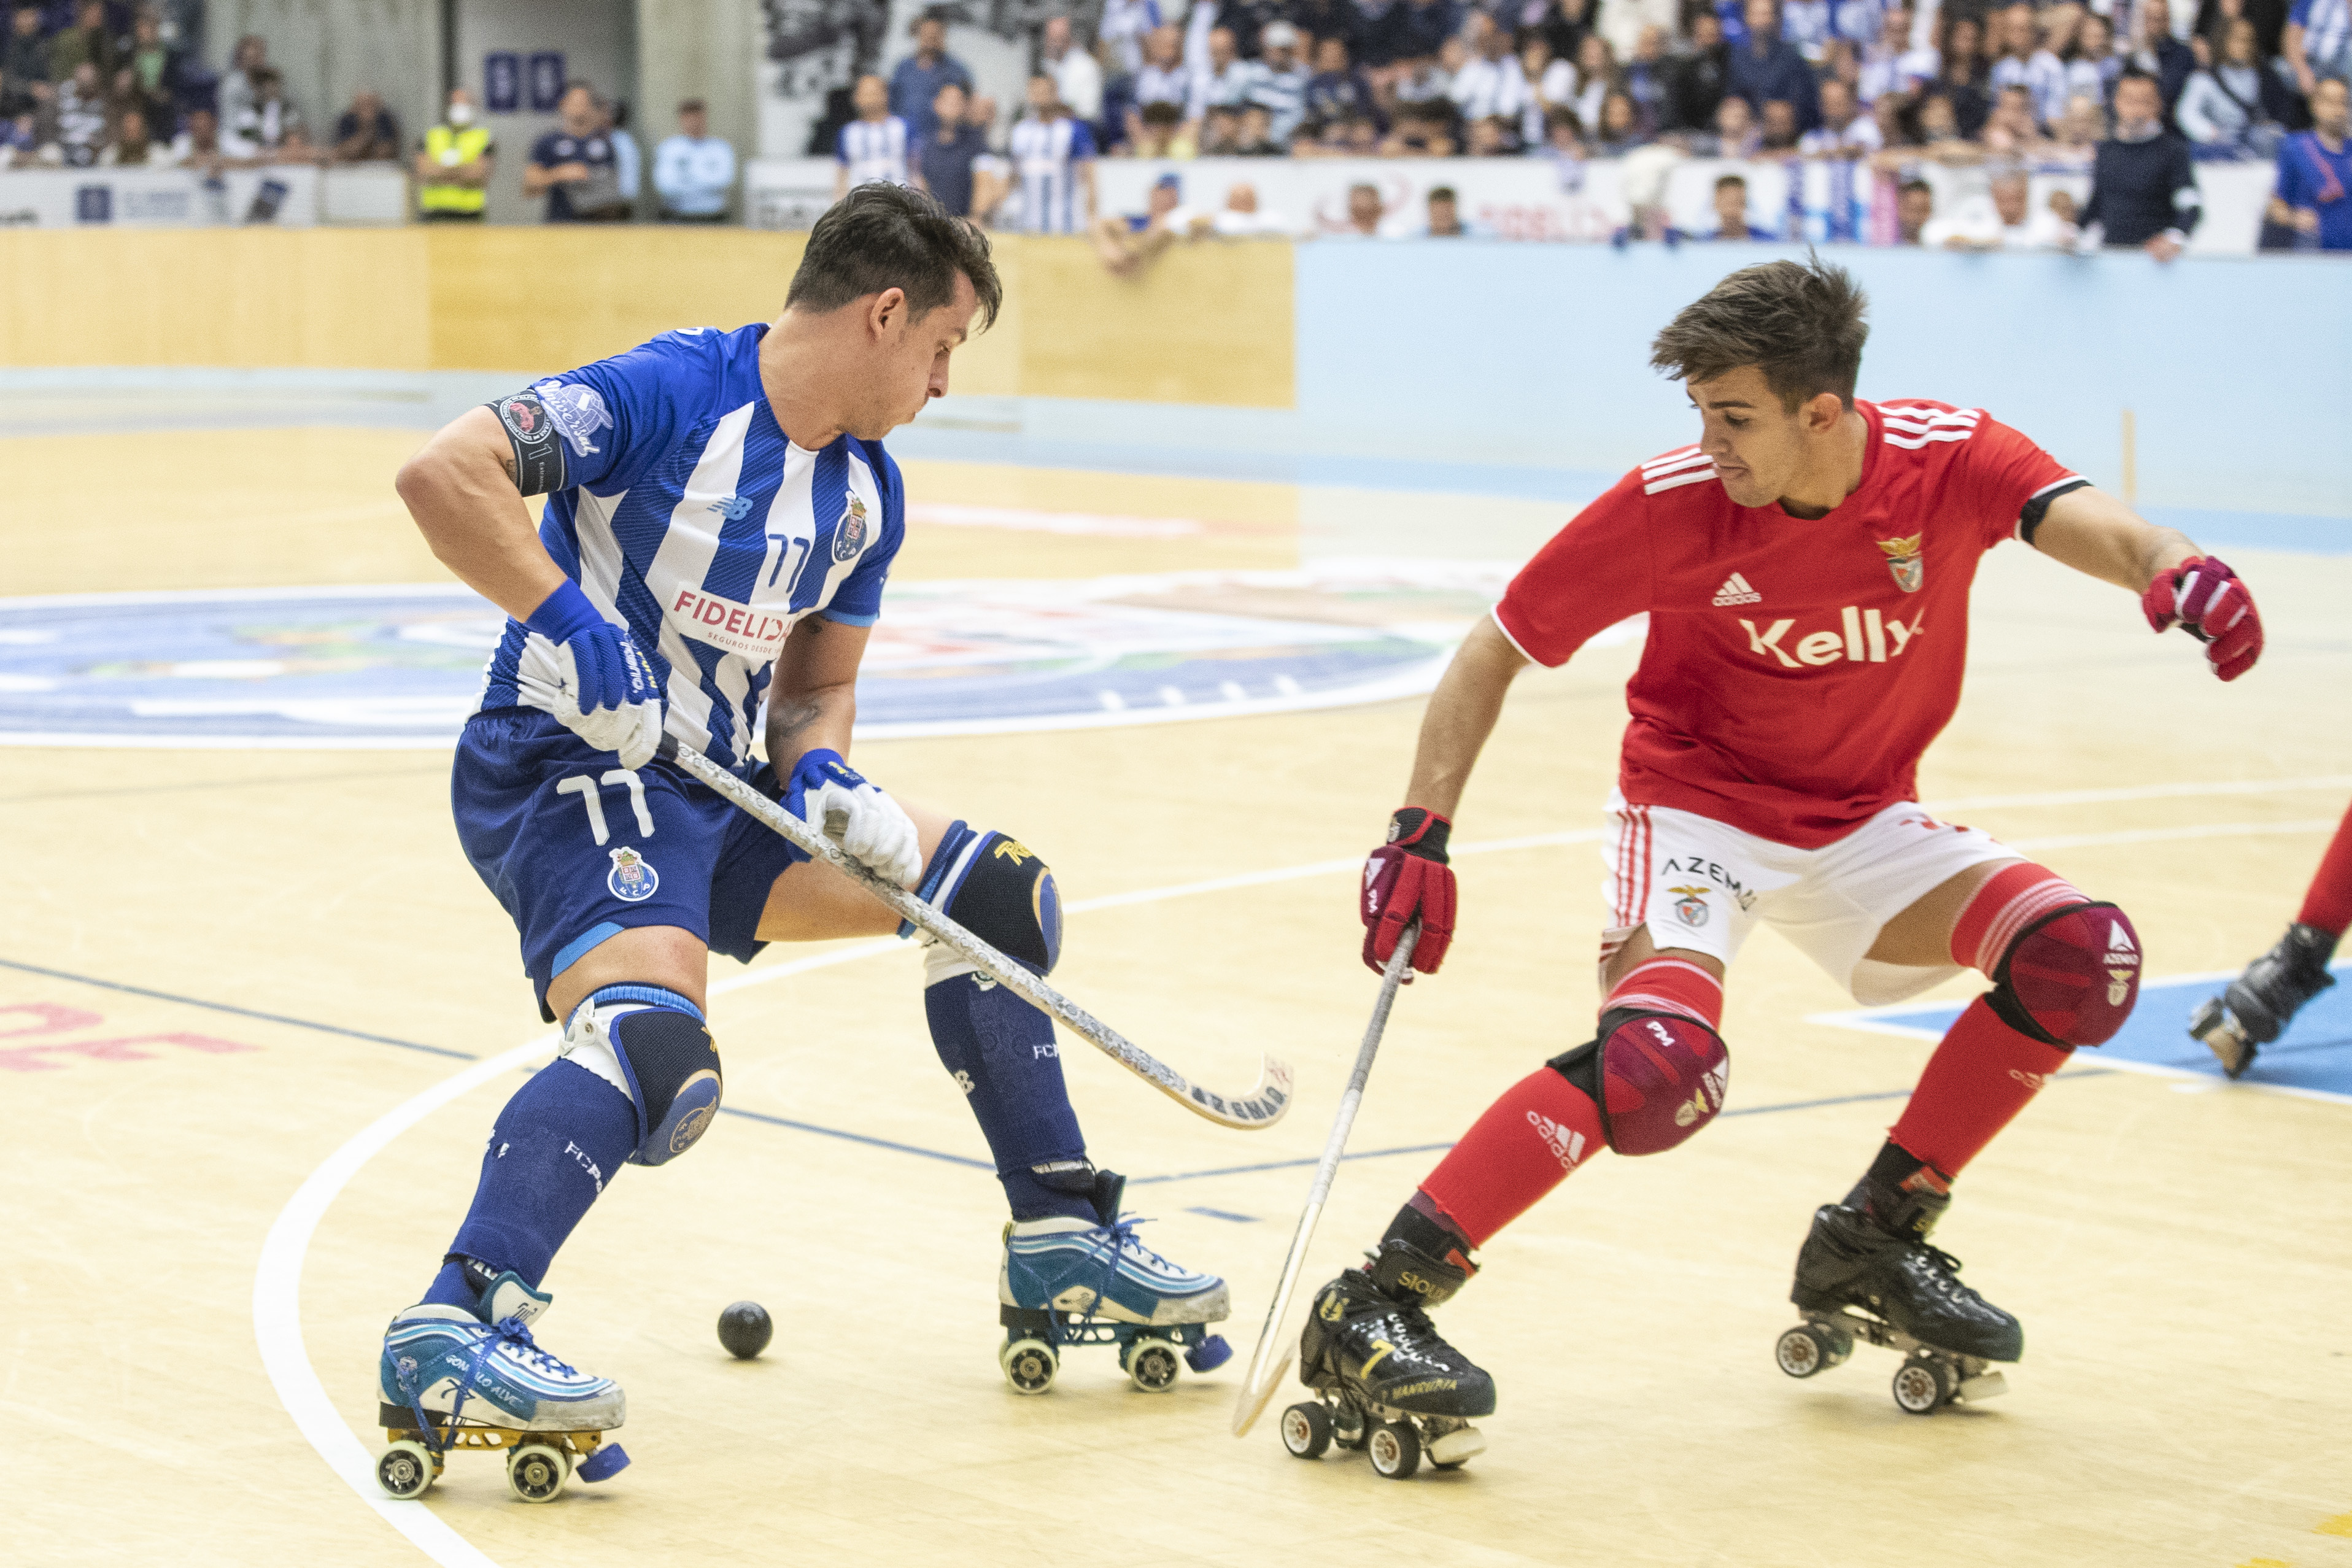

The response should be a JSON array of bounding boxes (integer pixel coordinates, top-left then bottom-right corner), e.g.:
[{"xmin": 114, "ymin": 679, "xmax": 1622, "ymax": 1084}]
[{"xmin": 1601, "ymin": 792, "xmax": 2022, "ymax": 1006}]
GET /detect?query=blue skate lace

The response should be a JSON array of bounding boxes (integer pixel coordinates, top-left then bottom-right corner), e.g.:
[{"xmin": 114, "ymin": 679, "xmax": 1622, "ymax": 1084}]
[{"xmin": 396, "ymin": 1313, "xmax": 579, "ymax": 1456}]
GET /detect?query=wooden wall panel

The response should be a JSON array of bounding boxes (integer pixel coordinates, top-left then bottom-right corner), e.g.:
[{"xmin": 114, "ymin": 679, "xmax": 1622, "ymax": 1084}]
[{"xmin": 0, "ymin": 227, "xmax": 1297, "ymax": 408}]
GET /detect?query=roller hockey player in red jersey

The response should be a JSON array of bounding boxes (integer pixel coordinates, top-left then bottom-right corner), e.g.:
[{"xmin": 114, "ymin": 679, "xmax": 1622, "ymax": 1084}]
[
  {"xmin": 1306, "ymin": 258, "xmax": 2267, "ymax": 1445},
  {"xmin": 2192, "ymin": 798, "xmax": 2351, "ymax": 1076}
]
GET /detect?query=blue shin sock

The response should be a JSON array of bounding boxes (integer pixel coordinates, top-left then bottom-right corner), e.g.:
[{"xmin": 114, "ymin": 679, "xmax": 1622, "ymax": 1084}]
[
  {"xmin": 926, "ymin": 972, "xmax": 1093, "ymax": 1221},
  {"xmin": 420, "ymin": 1056, "xmax": 640, "ymax": 1305}
]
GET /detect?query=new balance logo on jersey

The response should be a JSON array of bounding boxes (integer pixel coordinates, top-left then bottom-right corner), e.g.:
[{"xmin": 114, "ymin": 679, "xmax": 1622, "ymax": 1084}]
[
  {"xmin": 1741, "ymin": 607, "xmax": 1923, "ymax": 669},
  {"xmin": 1527, "ymin": 1110, "xmax": 1587, "ymax": 1172},
  {"xmin": 1711, "ymin": 573, "xmax": 1762, "ymax": 607}
]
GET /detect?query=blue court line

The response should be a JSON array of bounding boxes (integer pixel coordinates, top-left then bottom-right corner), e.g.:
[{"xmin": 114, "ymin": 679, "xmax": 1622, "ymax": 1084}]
[
  {"xmin": 713, "ymin": 1103, "xmax": 994, "ymax": 1169},
  {"xmin": 0, "ymin": 955, "xmax": 477, "ymax": 1060},
  {"xmin": 1186, "ymin": 1207, "xmax": 1261, "ymax": 1222}
]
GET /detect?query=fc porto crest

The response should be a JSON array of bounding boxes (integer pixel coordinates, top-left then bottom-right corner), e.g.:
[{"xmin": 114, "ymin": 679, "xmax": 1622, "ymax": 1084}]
[
  {"xmin": 1877, "ymin": 533, "xmax": 1925, "ymax": 593},
  {"xmin": 831, "ymin": 494, "xmax": 870, "ymax": 563},
  {"xmin": 607, "ymin": 846, "xmax": 659, "ymax": 902},
  {"xmin": 1668, "ymin": 884, "xmax": 1712, "ymax": 928}
]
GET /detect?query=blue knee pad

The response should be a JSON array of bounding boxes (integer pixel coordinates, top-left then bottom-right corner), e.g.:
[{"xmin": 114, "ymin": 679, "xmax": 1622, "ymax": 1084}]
[
  {"xmin": 559, "ymin": 985, "xmax": 722, "ymax": 1166},
  {"xmin": 906, "ymin": 821, "xmax": 1062, "ymax": 976}
]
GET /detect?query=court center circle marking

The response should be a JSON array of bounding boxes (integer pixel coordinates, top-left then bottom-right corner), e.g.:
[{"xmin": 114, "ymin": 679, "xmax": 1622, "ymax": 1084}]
[{"xmin": 251, "ymin": 806, "xmax": 2340, "ymax": 1564}]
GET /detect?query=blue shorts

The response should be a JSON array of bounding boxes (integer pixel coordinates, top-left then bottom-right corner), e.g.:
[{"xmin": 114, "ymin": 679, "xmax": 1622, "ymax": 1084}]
[{"xmin": 452, "ymin": 709, "xmax": 803, "ymax": 1018}]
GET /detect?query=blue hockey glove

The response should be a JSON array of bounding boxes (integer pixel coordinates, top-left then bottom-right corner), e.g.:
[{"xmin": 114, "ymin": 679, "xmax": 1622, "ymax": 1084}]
[
  {"xmin": 520, "ymin": 579, "xmax": 665, "ymax": 769},
  {"xmin": 783, "ymin": 749, "xmax": 923, "ymax": 887}
]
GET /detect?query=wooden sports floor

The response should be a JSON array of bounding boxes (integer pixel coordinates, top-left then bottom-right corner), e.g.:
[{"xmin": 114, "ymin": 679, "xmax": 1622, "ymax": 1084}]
[{"xmin": 7, "ymin": 418, "xmax": 2352, "ymax": 1568}]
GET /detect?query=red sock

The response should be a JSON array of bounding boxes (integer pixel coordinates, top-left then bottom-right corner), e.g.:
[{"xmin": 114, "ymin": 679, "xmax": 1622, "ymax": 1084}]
[
  {"xmin": 1886, "ymin": 995, "xmax": 2070, "ymax": 1178},
  {"xmin": 1948, "ymin": 862, "xmax": 2086, "ymax": 975},
  {"xmin": 1417, "ymin": 1068, "xmax": 1604, "ymax": 1249},
  {"xmin": 1603, "ymin": 957, "xmax": 1723, "ymax": 1028},
  {"xmin": 2296, "ymin": 801, "xmax": 2352, "ymax": 937}
]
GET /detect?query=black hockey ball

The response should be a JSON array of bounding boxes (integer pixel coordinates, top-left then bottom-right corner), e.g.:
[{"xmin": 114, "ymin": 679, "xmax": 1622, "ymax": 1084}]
[{"xmin": 718, "ymin": 1300, "xmax": 773, "ymax": 1360}]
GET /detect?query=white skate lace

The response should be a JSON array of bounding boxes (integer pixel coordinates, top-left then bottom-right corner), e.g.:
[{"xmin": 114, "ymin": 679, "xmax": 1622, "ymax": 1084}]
[{"xmin": 1058, "ymin": 1215, "xmax": 1168, "ymax": 1329}]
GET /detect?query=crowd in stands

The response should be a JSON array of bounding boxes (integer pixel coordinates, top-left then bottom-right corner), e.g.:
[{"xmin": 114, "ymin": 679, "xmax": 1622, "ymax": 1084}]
[
  {"xmin": 842, "ymin": 0, "xmax": 2352, "ymax": 250},
  {"xmin": 0, "ymin": 3, "xmax": 743, "ymax": 222},
  {"xmin": 0, "ymin": 7, "xmax": 402, "ymax": 174}
]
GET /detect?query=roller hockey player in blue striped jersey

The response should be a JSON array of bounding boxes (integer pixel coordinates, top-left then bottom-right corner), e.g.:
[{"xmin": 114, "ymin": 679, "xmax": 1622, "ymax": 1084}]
[{"xmin": 374, "ymin": 187, "xmax": 1225, "ymax": 1493}]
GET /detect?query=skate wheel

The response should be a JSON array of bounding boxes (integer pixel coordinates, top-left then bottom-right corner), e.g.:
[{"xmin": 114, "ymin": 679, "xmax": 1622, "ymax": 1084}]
[
  {"xmin": 1124, "ymin": 1337, "xmax": 1182, "ymax": 1393},
  {"xmin": 1280, "ymin": 1402, "xmax": 1333, "ymax": 1459},
  {"xmin": 506, "ymin": 1441, "xmax": 570, "ymax": 1503},
  {"xmin": 1426, "ymin": 1425, "xmax": 1485, "ymax": 1469},
  {"xmin": 1775, "ymin": 1324, "xmax": 1829, "ymax": 1379},
  {"xmin": 1367, "ymin": 1420, "xmax": 1422, "ymax": 1480},
  {"xmin": 1891, "ymin": 1354, "xmax": 1955, "ymax": 1415},
  {"xmin": 376, "ymin": 1439, "xmax": 437, "ymax": 1500},
  {"xmin": 1001, "ymin": 1337, "xmax": 1058, "ymax": 1396}
]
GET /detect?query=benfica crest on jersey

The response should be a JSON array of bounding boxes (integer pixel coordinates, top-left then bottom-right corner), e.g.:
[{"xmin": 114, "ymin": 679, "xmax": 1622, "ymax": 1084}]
[
  {"xmin": 1877, "ymin": 533, "xmax": 1924, "ymax": 593},
  {"xmin": 1668, "ymin": 884, "xmax": 1712, "ymax": 927}
]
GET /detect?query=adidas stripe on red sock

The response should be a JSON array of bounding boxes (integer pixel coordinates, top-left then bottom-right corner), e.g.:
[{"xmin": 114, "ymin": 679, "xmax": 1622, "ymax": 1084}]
[
  {"xmin": 1886, "ymin": 995, "xmax": 2070, "ymax": 1179},
  {"xmin": 1603, "ymin": 956, "xmax": 1723, "ymax": 1029},
  {"xmin": 1417, "ymin": 1068, "xmax": 1605, "ymax": 1249},
  {"xmin": 1949, "ymin": 862, "xmax": 2086, "ymax": 975}
]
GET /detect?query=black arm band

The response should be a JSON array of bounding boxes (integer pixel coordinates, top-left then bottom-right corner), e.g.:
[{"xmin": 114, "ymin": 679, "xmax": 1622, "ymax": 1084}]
[
  {"xmin": 487, "ymin": 390, "xmax": 571, "ymax": 496},
  {"xmin": 2017, "ymin": 477, "xmax": 2092, "ymax": 546}
]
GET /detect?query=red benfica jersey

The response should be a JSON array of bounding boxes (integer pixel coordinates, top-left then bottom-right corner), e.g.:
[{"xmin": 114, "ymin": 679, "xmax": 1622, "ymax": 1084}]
[{"xmin": 1495, "ymin": 400, "xmax": 2080, "ymax": 849}]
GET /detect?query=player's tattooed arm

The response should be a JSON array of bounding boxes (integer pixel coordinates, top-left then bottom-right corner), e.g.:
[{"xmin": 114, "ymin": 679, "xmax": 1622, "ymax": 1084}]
[
  {"xmin": 393, "ymin": 405, "xmax": 569, "ymax": 622},
  {"xmin": 2029, "ymin": 485, "xmax": 2199, "ymax": 593},
  {"xmin": 765, "ymin": 616, "xmax": 870, "ymax": 771}
]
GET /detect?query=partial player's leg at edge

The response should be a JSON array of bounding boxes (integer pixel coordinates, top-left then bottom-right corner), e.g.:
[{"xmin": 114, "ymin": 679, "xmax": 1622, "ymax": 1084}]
[{"xmin": 2191, "ymin": 797, "xmax": 2351, "ymax": 1076}]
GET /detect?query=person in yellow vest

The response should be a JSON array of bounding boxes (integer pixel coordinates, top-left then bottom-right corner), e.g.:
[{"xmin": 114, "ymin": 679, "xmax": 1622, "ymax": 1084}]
[{"xmin": 414, "ymin": 85, "xmax": 495, "ymax": 222}]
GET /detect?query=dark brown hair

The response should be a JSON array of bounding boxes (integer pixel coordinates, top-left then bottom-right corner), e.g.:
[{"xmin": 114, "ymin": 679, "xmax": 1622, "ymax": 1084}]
[
  {"xmin": 786, "ymin": 182, "xmax": 1001, "ymax": 333},
  {"xmin": 1648, "ymin": 257, "xmax": 1868, "ymax": 411}
]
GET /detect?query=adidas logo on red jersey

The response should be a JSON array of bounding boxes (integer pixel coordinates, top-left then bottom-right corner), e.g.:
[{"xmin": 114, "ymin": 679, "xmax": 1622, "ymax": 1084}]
[{"xmin": 1711, "ymin": 573, "xmax": 1761, "ymax": 607}]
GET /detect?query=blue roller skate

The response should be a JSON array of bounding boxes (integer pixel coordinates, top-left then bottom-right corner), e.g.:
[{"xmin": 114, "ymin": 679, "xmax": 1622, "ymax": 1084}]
[
  {"xmin": 374, "ymin": 1264, "xmax": 630, "ymax": 1504},
  {"xmin": 998, "ymin": 1168, "xmax": 1232, "ymax": 1395}
]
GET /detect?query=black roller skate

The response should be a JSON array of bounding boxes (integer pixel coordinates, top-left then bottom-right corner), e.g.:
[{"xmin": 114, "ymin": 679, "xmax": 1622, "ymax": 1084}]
[
  {"xmin": 1776, "ymin": 1165, "xmax": 2017, "ymax": 1415},
  {"xmin": 1283, "ymin": 1238, "xmax": 1495, "ymax": 1479},
  {"xmin": 2190, "ymin": 923, "xmax": 2340, "ymax": 1078}
]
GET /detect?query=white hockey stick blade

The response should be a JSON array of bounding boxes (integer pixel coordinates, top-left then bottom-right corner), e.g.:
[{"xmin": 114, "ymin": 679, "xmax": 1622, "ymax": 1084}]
[
  {"xmin": 659, "ymin": 736, "xmax": 1294, "ymax": 1131},
  {"xmin": 1230, "ymin": 925, "xmax": 1420, "ymax": 1437}
]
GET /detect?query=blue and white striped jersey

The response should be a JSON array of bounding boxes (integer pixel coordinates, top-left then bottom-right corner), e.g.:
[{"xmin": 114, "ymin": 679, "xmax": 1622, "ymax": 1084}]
[
  {"xmin": 480, "ymin": 323, "xmax": 905, "ymax": 773},
  {"xmin": 1008, "ymin": 114, "xmax": 1095, "ymax": 233},
  {"xmin": 2292, "ymin": 0, "xmax": 2352, "ymax": 65},
  {"xmin": 835, "ymin": 115, "xmax": 912, "ymax": 189}
]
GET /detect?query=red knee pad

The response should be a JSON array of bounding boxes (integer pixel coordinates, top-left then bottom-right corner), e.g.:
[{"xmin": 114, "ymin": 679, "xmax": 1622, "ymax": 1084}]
[
  {"xmin": 1557, "ymin": 1013, "xmax": 1730, "ymax": 1156},
  {"xmin": 1996, "ymin": 903, "xmax": 2142, "ymax": 1047}
]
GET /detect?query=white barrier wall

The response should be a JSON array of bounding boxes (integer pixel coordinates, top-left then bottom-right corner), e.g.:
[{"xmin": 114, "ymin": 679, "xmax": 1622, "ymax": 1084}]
[
  {"xmin": 0, "ymin": 166, "xmax": 411, "ymax": 228},
  {"xmin": 749, "ymin": 153, "xmax": 2275, "ymax": 256}
]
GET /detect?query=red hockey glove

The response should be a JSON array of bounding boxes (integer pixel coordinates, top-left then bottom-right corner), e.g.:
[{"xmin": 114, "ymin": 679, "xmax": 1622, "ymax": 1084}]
[
  {"xmin": 2142, "ymin": 555, "xmax": 2261, "ymax": 682},
  {"xmin": 1362, "ymin": 808, "xmax": 1456, "ymax": 978}
]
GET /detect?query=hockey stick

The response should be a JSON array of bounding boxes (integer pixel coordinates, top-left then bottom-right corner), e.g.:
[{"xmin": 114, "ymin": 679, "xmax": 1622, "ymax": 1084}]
[
  {"xmin": 1229, "ymin": 923, "xmax": 1420, "ymax": 1437},
  {"xmin": 657, "ymin": 736, "xmax": 1294, "ymax": 1131}
]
